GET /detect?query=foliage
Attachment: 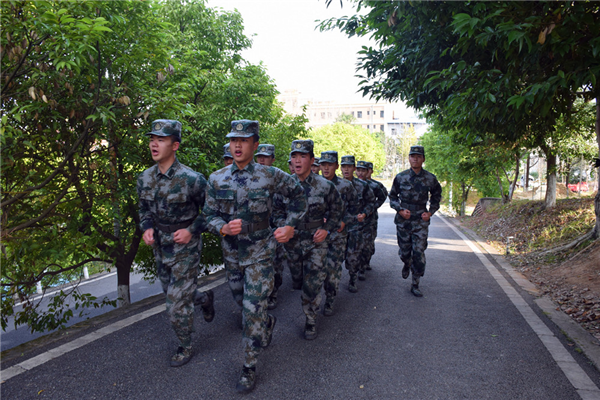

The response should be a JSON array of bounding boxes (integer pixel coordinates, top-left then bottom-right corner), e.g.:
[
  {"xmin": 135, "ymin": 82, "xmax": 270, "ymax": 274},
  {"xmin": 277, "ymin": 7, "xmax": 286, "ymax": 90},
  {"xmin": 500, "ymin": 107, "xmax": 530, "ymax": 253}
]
[
  {"xmin": 306, "ymin": 122, "xmax": 385, "ymax": 174},
  {"xmin": 335, "ymin": 112, "xmax": 356, "ymax": 124}
]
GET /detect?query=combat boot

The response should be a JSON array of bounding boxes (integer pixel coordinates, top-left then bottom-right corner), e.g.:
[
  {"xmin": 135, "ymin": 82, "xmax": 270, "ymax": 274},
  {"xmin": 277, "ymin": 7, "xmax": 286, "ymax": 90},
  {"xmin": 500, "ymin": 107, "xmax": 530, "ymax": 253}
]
[
  {"xmin": 170, "ymin": 346, "xmax": 192, "ymax": 367},
  {"xmin": 304, "ymin": 318, "xmax": 317, "ymax": 340},
  {"xmin": 348, "ymin": 274, "xmax": 358, "ymax": 293},
  {"xmin": 366, "ymin": 264, "xmax": 372, "ymax": 271},
  {"xmin": 292, "ymin": 280, "xmax": 303, "ymax": 290},
  {"xmin": 195, "ymin": 289, "xmax": 215, "ymax": 322},
  {"xmin": 323, "ymin": 298, "xmax": 334, "ymax": 317},
  {"xmin": 263, "ymin": 314, "xmax": 277, "ymax": 347},
  {"xmin": 358, "ymin": 270, "xmax": 366, "ymax": 281},
  {"xmin": 402, "ymin": 262, "xmax": 411, "ymax": 279},
  {"xmin": 236, "ymin": 366, "xmax": 256, "ymax": 393},
  {"xmin": 411, "ymin": 276, "xmax": 423, "ymax": 297},
  {"xmin": 267, "ymin": 296, "xmax": 277, "ymax": 310}
]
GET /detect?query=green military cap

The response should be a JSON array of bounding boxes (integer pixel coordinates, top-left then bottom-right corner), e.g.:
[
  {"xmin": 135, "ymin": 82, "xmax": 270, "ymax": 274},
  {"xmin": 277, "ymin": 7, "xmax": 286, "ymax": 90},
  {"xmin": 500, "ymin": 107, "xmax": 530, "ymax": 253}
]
[
  {"xmin": 147, "ymin": 119, "xmax": 182, "ymax": 142},
  {"xmin": 226, "ymin": 119, "xmax": 260, "ymax": 139},
  {"xmin": 340, "ymin": 155, "xmax": 355, "ymax": 165},
  {"xmin": 356, "ymin": 160, "xmax": 369, "ymax": 169},
  {"xmin": 312, "ymin": 157, "xmax": 320, "ymax": 167},
  {"xmin": 366, "ymin": 162, "xmax": 374, "ymax": 170},
  {"xmin": 409, "ymin": 145, "xmax": 425, "ymax": 157},
  {"xmin": 290, "ymin": 139, "xmax": 314, "ymax": 155},
  {"xmin": 223, "ymin": 143, "xmax": 233, "ymax": 159},
  {"xmin": 256, "ymin": 144, "xmax": 275, "ymax": 157},
  {"xmin": 320, "ymin": 151, "xmax": 338, "ymax": 164}
]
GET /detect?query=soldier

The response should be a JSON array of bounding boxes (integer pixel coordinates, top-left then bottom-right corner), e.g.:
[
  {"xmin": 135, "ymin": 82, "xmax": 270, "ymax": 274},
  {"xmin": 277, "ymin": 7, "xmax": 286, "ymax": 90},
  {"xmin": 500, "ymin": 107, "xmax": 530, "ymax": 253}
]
[
  {"xmin": 223, "ymin": 143, "xmax": 234, "ymax": 167},
  {"xmin": 288, "ymin": 157, "xmax": 294, "ymax": 174},
  {"xmin": 311, "ymin": 157, "xmax": 321, "ymax": 175},
  {"xmin": 202, "ymin": 120, "xmax": 307, "ymax": 393},
  {"xmin": 280, "ymin": 140, "xmax": 343, "ymax": 340},
  {"xmin": 340, "ymin": 155, "xmax": 375, "ymax": 291},
  {"xmin": 389, "ymin": 145, "xmax": 442, "ymax": 297},
  {"xmin": 356, "ymin": 161, "xmax": 388, "ymax": 271},
  {"xmin": 137, "ymin": 119, "xmax": 215, "ymax": 368},
  {"xmin": 319, "ymin": 151, "xmax": 359, "ymax": 316},
  {"xmin": 255, "ymin": 143, "xmax": 275, "ymax": 166}
]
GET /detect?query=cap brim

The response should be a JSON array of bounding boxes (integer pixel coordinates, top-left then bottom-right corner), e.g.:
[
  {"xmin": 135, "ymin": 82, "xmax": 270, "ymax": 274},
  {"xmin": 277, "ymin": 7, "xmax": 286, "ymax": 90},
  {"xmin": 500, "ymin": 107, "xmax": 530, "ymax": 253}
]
[{"xmin": 226, "ymin": 132, "xmax": 257, "ymax": 138}]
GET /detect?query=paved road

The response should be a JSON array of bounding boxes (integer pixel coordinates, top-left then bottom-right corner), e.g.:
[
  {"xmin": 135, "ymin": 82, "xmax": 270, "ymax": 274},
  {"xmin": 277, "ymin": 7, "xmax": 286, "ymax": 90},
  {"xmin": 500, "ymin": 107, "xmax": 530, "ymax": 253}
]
[{"xmin": 2, "ymin": 203, "xmax": 600, "ymax": 399}]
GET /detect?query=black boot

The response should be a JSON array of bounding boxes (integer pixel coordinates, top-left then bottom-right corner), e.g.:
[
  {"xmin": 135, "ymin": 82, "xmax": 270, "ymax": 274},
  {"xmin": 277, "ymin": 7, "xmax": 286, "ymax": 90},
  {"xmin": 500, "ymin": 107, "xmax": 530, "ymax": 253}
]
[
  {"xmin": 236, "ymin": 366, "xmax": 256, "ymax": 393},
  {"xmin": 195, "ymin": 289, "xmax": 215, "ymax": 322}
]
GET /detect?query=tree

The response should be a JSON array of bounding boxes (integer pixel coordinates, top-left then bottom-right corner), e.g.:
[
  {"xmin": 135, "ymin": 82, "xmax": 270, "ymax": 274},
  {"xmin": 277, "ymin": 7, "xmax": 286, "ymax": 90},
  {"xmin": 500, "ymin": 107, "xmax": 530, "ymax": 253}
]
[
  {"xmin": 335, "ymin": 112, "xmax": 356, "ymax": 124},
  {"xmin": 307, "ymin": 122, "xmax": 385, "ymax": 174}
]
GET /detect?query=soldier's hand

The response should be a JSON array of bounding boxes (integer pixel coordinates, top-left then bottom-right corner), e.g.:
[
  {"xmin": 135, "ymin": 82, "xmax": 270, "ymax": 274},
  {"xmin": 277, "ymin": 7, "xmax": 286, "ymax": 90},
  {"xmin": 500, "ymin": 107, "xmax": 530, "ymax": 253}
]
[
  {"xmin": 421, "ymin": 212, "xmax": 431, "ymax": 222},
  {"xmin": 223, "ymin": 219, "xmax": 243, "ymax": 236},
  {"xmin": 399, "ymin": 209, "xmax": 411, "ymax": 220},
  {"xmin": 143, "ymin": 229, "xmax": 155, "ymax": 246},
  {"xmin": 173, "ymin": 228, "xmax": 192, "ymax": 244},
  {"xmin": 313, "ymin": 229, "xmax": 328, "ymax": 243},
  {"xmin": 357, "ymin": 213, "xmax": 366, "ymax": 223},
  {"xmin": 337, "ymin": 221, "xmax": 346, "ymax": 233},
  {"xmin": 274, "ymin": 226, "xmax": 294, "ymax": 243}
]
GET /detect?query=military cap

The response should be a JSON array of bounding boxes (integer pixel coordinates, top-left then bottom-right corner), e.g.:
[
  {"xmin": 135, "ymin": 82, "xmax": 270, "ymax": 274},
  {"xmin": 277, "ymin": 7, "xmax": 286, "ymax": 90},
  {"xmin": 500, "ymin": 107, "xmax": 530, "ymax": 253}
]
[
  {"xmin": 147, "ymin": 119, "xmax": 182, "ymax": 142},
  {"xmin": 223, "ymin": 143, "xmax": 233, "ymax": 159},
  {"xmin": 256, "ymin": 144, "xmax": 275, "ymax": 157},
  {"xmin": 226, "ymin": 119, "xmax": 260, "ymax": 139},
  {"xmin": 340, "ymin": 155, "xmax": 355, "ymax": 166},
  {"xmin": 290, "ymin": 139, "xmax": 314, "ymax": 155},
  {"xmin": 320, "ymin": 151, "xmax": 338, "ymax": 164},
  {"xmin": 366, "ymin": 162, "xmax": 374, "ymax": 170},
  {"xmin": 409, "ymin": 145, "xmax": 425, "ymax": 157},
  {"xmin": 312, "ymin": 157, "xmax": 320, "ymax": 167},
  {"xmin": 356, "ymin": 160, "xmax": 369, "ymax": 169}
]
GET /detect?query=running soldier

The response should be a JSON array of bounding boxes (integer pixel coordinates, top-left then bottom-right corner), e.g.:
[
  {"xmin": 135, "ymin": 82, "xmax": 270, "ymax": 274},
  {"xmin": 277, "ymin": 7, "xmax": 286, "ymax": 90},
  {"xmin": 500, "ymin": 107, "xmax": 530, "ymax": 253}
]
[
  {"xmin": 137, "ymin": 119, "xmax": 215, "ymax": 368},
  {"xmin": 223, "ymin": 143, "xmax": 233, "ymax": 167},
  {"xmin": 311, "ymin": 157, "xmax": 321, "ymax": 175},
  {"xmin": 388, "ymin": 145, "xmax": 442, "ymax": 297}
]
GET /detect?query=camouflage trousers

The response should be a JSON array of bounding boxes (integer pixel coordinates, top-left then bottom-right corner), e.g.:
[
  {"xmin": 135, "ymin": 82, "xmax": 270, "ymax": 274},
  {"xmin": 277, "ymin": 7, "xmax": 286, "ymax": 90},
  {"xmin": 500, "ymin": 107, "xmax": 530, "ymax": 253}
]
[
  {"xmin": 344, "ymin": 229, "xmax": 363, "ymax": 277},
  {"xmin": 395, "ymin": 217, "xmax": 430, "ymax": 278},
  {"xmin": 359, "ymin": 222, "xmax": 376, "ymax": 272},
  {"xmin": 269, "ymin": 242, "xmax": 288, "ymax": 301},
  {"xmin": 155, "ymin": 236, "xmax": 206, "ymax": 348},
  {"xmin": 324, "ymin": 230, "xmax": 348, "ymax": 303},
  {"xmin": 285, "ymin": 231, "xmax": 328, "ymax": 323},
  {"xmin": 225, "ymin": 258, "xmax": 274, "ymax": 368}
]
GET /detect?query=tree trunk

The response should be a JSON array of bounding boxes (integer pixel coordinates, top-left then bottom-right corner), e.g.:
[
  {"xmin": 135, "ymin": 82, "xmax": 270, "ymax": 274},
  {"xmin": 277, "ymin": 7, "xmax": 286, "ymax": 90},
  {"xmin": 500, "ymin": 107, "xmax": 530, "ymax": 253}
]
[
  {"xmin": 508, "ymin": 151, "xmax": 520, "ymax": 201},
  {"xmin": 461, "ymin": 182, "xmax": 469, "ymax": 216},
  {"xmin": 594, "ymin": 93, "xmax": 600, "ymax": 239},
  {"xmin": 525, "ymin": 153, "xmax": 530, "ymax": 191},
  {"xmin": 495, "ymin": 168, "xmax": 508, "ymax": 203},
  {"xmin": 540, "ymin": 144, "xmax": 557, "ymax": 209}
]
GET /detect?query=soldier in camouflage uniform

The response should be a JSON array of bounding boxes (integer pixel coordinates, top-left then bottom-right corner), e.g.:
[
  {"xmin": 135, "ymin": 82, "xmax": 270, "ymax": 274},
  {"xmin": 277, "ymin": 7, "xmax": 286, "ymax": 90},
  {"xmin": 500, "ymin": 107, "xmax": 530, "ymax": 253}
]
[
  {"xmin": 311, "ymin": 157, "xmax": 321, "ymax": 175},
  {"xmin": 388, "ymin": 145, "xmax": 442, "ymax": 297},
  {"xmin": 203, "ymin": 120, "xmax": 307, "ymax": 393},
  {"xmin": 319, "ymin": 151, "xmax": 359, "ymax": 316},
  {"xmin": 137, "ymin": 119, "xmax": 215, "ymax": 368},
  {"xmin": 223, "ymin": 143, "xmax": 233, "ymax": 167},
  {"xmin": 254, "ymin": 144, "xmax": 288, "ymax": 310},
  {"xmin": 279, "ymin": 140, "xmax": 343, "ymax": 340},
  {"xmin": 356, "ymin": 161, "xmax": 388, "ymax": 271},
  {"xmin": 340, "ymin": 155, "xmax": 376, "ymax": 290}
]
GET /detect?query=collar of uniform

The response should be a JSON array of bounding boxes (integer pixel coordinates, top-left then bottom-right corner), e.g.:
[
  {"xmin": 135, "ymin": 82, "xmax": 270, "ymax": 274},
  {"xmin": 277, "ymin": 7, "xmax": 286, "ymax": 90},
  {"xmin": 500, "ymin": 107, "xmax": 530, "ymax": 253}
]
[
  {"xmin": 304, "ymin": 172, "xmax": 316, "ymax": 185},
  {"xmin": 231, "ymin": 159, "xmax": 256, "ymax": 174},
  {"xmin": 331, "ymin": 175, "xmax": 340, "ymax": 184},
  {"xmin": 410, "ymin": 168, "xmax": 423, "ymax": 177},
  {"xmin": 156, "ymin": 157, "xmax": 180, "ymax": 180}
]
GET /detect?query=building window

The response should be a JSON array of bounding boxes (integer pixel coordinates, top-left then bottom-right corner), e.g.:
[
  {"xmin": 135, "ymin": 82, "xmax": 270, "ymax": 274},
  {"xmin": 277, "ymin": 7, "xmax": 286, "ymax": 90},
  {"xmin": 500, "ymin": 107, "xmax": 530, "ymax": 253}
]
[
  {"xmin": 380, "ymin": 110, "xmax": 384, "ymax": 118},
  {"xmin": 391, "ymin": 128, "xmax": 397, "ymax": 136},
  {"xmin": 367, "ymin": 110, "xmax": 370, "ymax": 115},
  {"xmin": 380, "ymin": 125, "xmax": 384, "ymax": 131},
  {"xmin": 357, "ymin": 111, "xmax": 363, "ymax": 118},
  {"xmin": 321, "ymin": 112, "xmax": 326, "ymax": 119},
  {"xmin": 328, "ymin": 112, "xmax": 332, "ymax": 118},
  {"xmin": 351, "ymin": 111, "xmax": 355, "ymax": 117},
  {"xmin": 367, "ymin": 125, "xmax": 370, "ymax": 129}
]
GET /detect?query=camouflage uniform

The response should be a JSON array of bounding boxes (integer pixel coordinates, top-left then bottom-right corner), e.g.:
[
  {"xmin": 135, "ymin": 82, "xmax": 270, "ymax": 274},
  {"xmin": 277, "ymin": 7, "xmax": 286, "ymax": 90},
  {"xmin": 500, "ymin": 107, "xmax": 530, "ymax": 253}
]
[
  {"xmin": 223, "ymin": 143, "xmax": 233, "ymax": 159},
  {"xmin": 341, "ymin": 156, "xmax": 376, "ymax": 287},
  {"xmin": 388, "ymin": 146, "xmax": 442, "ymax": 291},
  {"xmin": 203, "ymin": 121, "xmax": 306, "ymax": 370},
  {"xmin": 137, "ymin": 120, "xmax": 210, "ymax": 355},
  {"xmin": 358, "ymin": 161, "xmax": 388, "ymax": 270},
  {"xmin": 279, "ymin": 141, "xmax": 343, "ymax": 336},
  {"xmin": 320, "ymin": 151, "xmax": 359, "ymax": 313}
]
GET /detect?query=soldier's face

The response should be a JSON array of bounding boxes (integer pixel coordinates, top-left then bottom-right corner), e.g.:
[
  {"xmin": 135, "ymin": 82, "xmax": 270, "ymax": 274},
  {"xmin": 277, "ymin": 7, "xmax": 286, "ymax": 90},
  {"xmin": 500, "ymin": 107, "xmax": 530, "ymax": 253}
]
[
  {"xmin": 224, "ymin": 157, "xmax": 233, "ymax": 167},
  {"xmin": 320, "ymin": 162, "xmax": 338, "ymax": 180},
  {"xmin": 288, "ymin": 162, "xmax": 294, "ymax": 174},
  {"xmin": 149, "ymin": 135, "xmax": 179, "ymax": 163},
  {"xmin": 367, "ymin": 169, "xmax": 373, "ymax": 179},
  {"xmin": 409, "ymin": 154, "xmax": 425, "ymax": 170},
  {"xmin": 230, "ymin": 137, "xmax": 259, "ymax": 165},
  {"xmin": 256, "ymin": 155, "xmax": 274, "ymax": 166},
  {"xmin": 356, "ymin": 168, "xmax": 368, "ymax": 180},
  {"xmin": 291, "ymin": 152, "xmax": 312, "ymax": 180},
  {"xmin": 341, "ymin": 165, "xmax": 355, "ymax": 180},
  {"xmin": 311, "ymin": 165, "xmax": 321, "ymax": 175}
]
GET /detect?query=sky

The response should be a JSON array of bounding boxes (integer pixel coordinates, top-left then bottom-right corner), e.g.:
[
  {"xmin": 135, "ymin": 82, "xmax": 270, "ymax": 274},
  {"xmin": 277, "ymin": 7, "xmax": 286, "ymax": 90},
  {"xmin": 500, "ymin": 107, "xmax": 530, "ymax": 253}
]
[{"xmin": 207, "ymin": 0, "xmax": 375, "ymax": 104}]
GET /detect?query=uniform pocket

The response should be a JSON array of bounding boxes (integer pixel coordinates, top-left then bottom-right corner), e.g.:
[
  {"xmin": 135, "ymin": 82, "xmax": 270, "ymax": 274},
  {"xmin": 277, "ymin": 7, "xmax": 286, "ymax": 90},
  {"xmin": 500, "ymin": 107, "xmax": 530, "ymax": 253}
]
[
  {"xmin": 248, "ymin": 189, "xmax": 270, "ymax": 214},
  {"xmin": 215, "ymin": 189, "xmax": 236, "ymax": 216}
]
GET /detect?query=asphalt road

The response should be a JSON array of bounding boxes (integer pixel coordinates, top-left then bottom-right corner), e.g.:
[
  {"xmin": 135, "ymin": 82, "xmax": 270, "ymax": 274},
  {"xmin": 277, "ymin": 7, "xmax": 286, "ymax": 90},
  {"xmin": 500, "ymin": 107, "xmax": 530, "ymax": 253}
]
[{"xmin": 2, "ymin": 202, "xmax": 600, "ymax": 399}]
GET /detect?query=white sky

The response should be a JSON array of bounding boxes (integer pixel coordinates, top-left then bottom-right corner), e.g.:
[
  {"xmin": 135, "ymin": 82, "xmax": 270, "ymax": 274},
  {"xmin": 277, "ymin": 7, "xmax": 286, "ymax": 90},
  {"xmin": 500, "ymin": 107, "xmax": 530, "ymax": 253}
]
[{"xmin": 207, "ymin": 0, "xmax": 374, "ymax": 104}]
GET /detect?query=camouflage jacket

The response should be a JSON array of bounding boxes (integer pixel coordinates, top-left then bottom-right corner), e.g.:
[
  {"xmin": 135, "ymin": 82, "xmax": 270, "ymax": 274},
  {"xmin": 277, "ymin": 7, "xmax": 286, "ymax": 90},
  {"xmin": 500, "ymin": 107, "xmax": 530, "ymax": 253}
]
[
  {"xmin": 346, "ymin": 177, "xmax": 376, "ymax": 231},
  {"xmin": 137, "ymin": 157, "xmax": 207, "ymax": 237},
  {"xmin": 389, "ymin": 168, "xmax": 442, "ymax": 218},
  {"xmin": 330, "ymin": 175, "xmax": 359, "ymax": 231},
  {"xmin": 203, "ymin": 161, "xmax": 306, "ymax": 266},
  {"xmin": 366, "ymin": 178, "xmax": 389, "ymax": 222},
  {"xmin": 273, "ymin": 172, "xmax": 343, "ymax": 234}
]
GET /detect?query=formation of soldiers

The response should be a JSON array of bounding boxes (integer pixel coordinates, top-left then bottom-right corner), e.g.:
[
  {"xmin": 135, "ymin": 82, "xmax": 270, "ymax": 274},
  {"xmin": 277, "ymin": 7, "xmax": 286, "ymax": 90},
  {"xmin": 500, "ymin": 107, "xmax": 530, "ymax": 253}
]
[{"xmin": 137, "ymin": 118, "xmax": 441, "ymax": 394}]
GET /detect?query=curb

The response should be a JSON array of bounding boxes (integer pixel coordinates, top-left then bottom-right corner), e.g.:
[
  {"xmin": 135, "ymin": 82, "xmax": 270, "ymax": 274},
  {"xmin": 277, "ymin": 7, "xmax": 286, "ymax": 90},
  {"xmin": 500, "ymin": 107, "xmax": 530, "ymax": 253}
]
[{"xmin": 443, "ymin": 214, "xmax": 600, "ymax": 371}]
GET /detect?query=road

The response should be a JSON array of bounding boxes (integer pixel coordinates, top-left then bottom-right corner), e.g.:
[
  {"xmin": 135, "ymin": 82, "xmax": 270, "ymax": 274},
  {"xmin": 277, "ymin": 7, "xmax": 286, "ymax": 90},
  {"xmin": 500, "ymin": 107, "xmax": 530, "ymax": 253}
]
[{"xmin": 2, "ymin": 202, "xmax": 600, "ymax": 399}]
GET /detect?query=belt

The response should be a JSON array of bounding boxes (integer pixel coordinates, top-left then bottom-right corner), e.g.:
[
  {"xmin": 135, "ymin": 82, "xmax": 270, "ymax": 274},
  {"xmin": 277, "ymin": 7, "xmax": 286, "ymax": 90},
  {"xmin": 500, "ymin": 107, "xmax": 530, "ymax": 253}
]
[
  {"xmin": 297, "ymin": 220, "xmax": 323, "ymax": 231},
  {"xmin": 239, "ymin": 219, "xmax": 270, "ymax": 234},
  {"xmin": 401, "ymin": 203, "xmax": 427, "ymax": 212},
  {"xmin": 155, "ymin": 218, "xmax": 194, "ymax": 233}
]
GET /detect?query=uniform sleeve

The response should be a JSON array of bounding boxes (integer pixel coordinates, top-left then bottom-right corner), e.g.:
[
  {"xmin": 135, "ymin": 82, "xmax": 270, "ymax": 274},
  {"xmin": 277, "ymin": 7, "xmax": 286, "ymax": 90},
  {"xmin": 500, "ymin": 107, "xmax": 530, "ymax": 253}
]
[
  {"xmin": 344, "ymin": 184, "xmax": 360, "ymax": 226},
  {"xmin": 388, "ymin": 175, "xmax": 403, "ymax": 213},
  {"xmin": 275, "ymin": 170, "xmax": 307, "ymax": 228},
  {"xmin": 202, "ymin": 177, "xmax": 227, "ymax": 236},
  {"xmin": 378, "ymin": 182, "xmax": 389, "ymax": 207},
  {"xmin": 189, "ymin": 173, "xmax": 208, "ymax": 235},
  {"xmin": 428, "ymin": 175, "xmax": 443, "ymax": 215},
  {"xmin": 373, "ymin": 182, "xmax": 387, "ymax": 209},
  {"xmin": 137, "ymin": 174, "xmax": 154, "ymax": 232},
  {"xmin": 323, "ymin": 183, "xmax": 344, "ymax": 232},
  {"xmin": 362, "ymin": 183, "xmax": 376, "ymax": 218},
  {"xmin": 270, "ymin": 194, "xmax": 288, "ymax": 228}
]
